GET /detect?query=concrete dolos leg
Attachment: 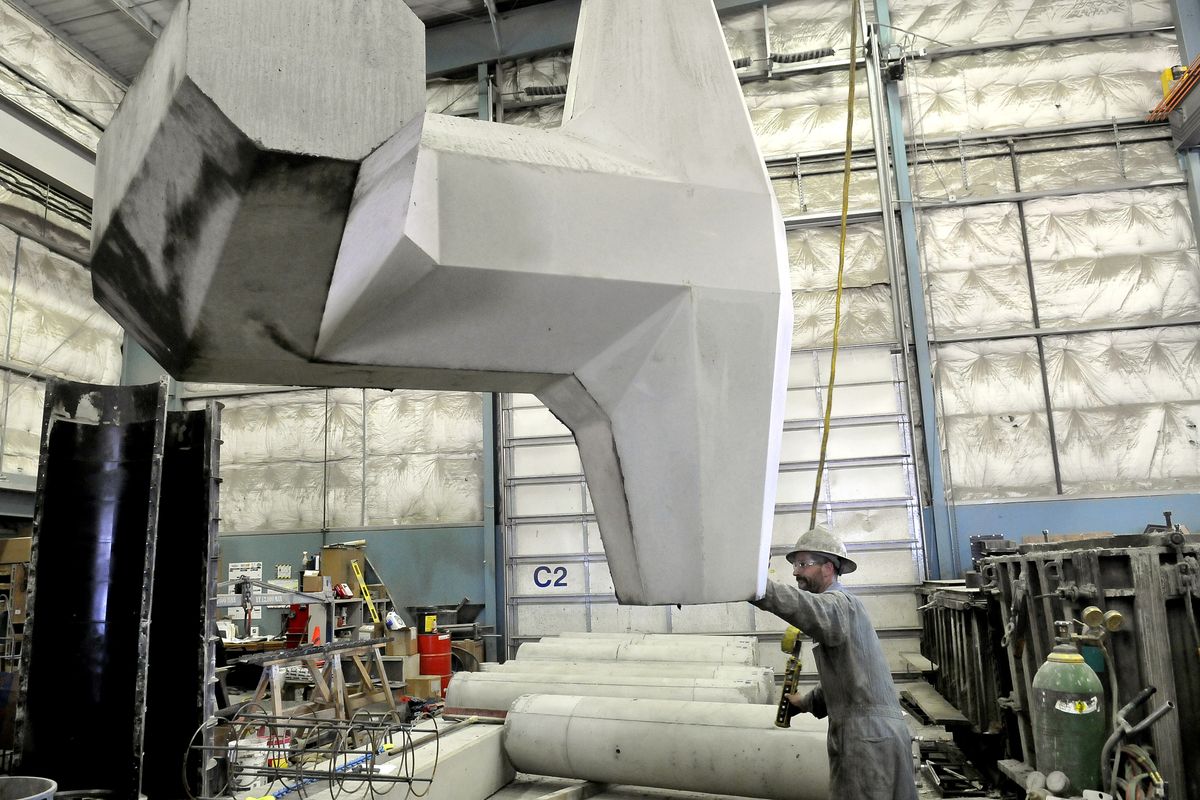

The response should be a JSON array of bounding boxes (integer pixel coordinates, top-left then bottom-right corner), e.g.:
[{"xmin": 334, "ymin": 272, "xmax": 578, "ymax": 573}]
[{"xmin": 502, "ymin": 695, "xmax": 830, "ymax": 800}]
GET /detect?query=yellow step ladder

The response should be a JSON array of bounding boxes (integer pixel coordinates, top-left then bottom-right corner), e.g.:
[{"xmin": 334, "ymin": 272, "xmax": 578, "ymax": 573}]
[{"xmin": 351, "ymin": 560, "xmax": 381, "ymax": 625}]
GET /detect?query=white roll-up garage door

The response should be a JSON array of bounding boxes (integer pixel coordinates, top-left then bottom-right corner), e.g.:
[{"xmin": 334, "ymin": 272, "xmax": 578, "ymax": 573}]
[{"xmin": 500, "ymin": 345, "xmax": 924, "ymax": 678}]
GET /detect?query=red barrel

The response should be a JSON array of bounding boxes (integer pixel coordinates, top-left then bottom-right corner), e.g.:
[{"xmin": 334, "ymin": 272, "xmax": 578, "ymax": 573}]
[{"xmin": 418, "ymin": 633, "xmax": 452, "ymax": 695}]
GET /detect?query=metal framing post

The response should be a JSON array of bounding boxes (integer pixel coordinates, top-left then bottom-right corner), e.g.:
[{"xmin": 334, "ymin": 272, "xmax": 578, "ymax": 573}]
[
  {"xmin": 478, "ymin": 62, "xmax": 493, "ymax": 121},
  {"xmin": 476, "ymin": 62, "xmax": 504, "ymax": 656},
  {"xmin": 1171, "ymin": 0, "xmax": 1200, "ymax": 241},
  {"xmin": 872, "ymin": 0, "xmax": 957, "ymax": 577}
]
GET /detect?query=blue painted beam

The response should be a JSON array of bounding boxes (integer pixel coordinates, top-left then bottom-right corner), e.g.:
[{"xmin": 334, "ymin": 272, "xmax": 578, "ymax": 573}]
[
  {"xmin": 952, "ymin": 494, "xmax": 1200, "ymax": 569},
  {"xmin": 1170, "ymin": 0, "xmax": 1200, "ymax": 240},
  {"xmin": 873, "ymin": 0, "xmax": 957, "ymax": 578},
  {"xmin": 427, "ymin": 0, "xmax": 785, "ymax": 76},
  {"xmin": 1170, "ymin": 0, "xmax": 1200, "ymax": 60}
]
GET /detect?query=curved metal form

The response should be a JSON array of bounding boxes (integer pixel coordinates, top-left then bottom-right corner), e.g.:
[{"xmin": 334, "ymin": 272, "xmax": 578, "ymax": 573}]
[{"xmin": 17, "ymin": 379, "xmax": 168, "ymax": 796}]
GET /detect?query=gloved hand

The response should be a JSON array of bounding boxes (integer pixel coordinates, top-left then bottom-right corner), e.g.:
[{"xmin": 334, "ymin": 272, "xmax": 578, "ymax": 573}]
[{"xmin": 785, "ymin": 691, "xmax": 811, "ymax": 716}]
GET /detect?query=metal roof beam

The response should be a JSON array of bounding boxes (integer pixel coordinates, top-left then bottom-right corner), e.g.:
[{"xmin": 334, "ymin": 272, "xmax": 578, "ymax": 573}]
[
  {"xmin": 427, "ymin": 0, "xmax": 784, "ymax": 76},
  {"xmin": 107, "ymin": 0, "xmax": 162, "ymax": 40},
  {"xmin": 0, "ymin": 99, "xmax": 95, "ymax": 203}
]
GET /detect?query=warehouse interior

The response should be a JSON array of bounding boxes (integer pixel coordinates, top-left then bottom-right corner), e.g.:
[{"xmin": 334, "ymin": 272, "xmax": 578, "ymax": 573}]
[{"xmin": 0, "ymin": 0, "xmax": 1198, "ymax": 798}]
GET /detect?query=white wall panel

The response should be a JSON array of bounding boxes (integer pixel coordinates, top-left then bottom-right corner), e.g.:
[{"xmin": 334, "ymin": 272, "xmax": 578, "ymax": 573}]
[
  {"xmin": 920, "ymin": 203, "xmax": 1034, "ymax": 337},
  {"xmin": 1025, "ymin": 189, "xmax": 1199, "ymax": 329},
  {"xmin": 935, "ymin": 339, "xmax": 1059, "ymax": 499},
  {"xmin": 0, "ymin": 224, "xmax": 123, "ymax": 479},
  {"xmin": 745, "ymin": 69, "xmax": 876, "ymax": 157},
  {"xmin": 906, "ymin": 37, "xmax": 1176, "ymax": 137},
  {"xmin": 0, "ymin": 375, "xmax": 43, "ymax": 477},
  {"xmin": 891, "ymin": 0, "xmax": 1171, "ymax": 47},
  {"xmin": 1046, "ymin": 327, "xmax": 1200, "ymax": 494},
  {"xmin": 774, "ymin": 163, "xmax": 882, "ymax": 216}
]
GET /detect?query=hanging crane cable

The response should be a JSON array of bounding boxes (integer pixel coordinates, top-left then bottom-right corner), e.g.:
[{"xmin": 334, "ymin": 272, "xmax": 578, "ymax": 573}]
[{"xmin": 809, "ymin": 0, "xmax": 861, "ymax": 531}]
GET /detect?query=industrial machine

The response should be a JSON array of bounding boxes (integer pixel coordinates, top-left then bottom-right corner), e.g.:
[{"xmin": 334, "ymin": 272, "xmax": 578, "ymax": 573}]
[{"xmin": 918, "ymin": 520, "xmax": 1198, "ymax": 799}]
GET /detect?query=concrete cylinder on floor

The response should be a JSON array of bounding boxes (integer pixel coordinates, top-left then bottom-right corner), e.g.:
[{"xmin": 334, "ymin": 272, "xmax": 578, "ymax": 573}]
[
  {"xmin": 484, "ymin": 660, "xmax": 775, "ymax": 703},
  {"xmin": 503, "ymin": 694, "xmax": 830, "ymax": 800},
  {"xmin": 446, "ymin": 671, "xmax": 760, "ymax": 711},
  {"xmin": 515, "ymin": 639, "xmax": 757, "ymax": 665}
]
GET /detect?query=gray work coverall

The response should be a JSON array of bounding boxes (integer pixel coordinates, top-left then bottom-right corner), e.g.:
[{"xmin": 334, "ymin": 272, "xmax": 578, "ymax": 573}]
[{"xmin": 753, "ymin": 580, "xmax": 918, "ymax": 800}]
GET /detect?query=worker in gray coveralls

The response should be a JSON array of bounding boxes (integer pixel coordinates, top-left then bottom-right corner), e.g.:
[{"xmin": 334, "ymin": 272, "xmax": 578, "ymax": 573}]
[{"xmin": 751, "ymin": 524, "xmax": 918, "ymax": 800}]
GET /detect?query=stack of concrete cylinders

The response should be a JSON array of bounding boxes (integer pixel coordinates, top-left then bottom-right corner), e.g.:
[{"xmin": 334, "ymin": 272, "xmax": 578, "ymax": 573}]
[
  {"xmin": 446, "ymin": 671, "xmax": 762, "ymax": 711},
  {"xmin": 515, "ymin": 637, "xmax": 757, "ymax": 665},
  {"xmin": 418, "ymin": 632, "xmax": 453, "ymax": 696},
  {"xmin": 503, "ymin": 695, "xmax": 830, "ymax": 800},
  {"xmin": 482, "ymin": 660, "xmax": 775, "ymax": 704}
]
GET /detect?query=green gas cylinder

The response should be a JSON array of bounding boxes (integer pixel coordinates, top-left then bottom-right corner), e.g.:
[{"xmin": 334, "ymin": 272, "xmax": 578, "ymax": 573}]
[{"xmin": 1030, "ymin": 641, "xmax": 1106, "ymax": 793}]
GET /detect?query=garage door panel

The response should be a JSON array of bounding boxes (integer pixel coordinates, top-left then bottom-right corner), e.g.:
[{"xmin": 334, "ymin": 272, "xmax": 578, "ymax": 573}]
[
  {"xmin": 751, "ymin": 590, "xmax": 917, "ymax": 631},
  {"xmin": 773, "ymin": 505, "xmax": 914, "ymax": 547},
  {"xmin": 830, "ymin": 464, "xmax": 908, "ymax": 500},
  {"xmin": 511, "ymin": 443, "xmax": 583, "ymax": 476},
  {"xmin": 780, "ymin": 424, "xmax": 905, "ymax": 463},
  {"xmin": 511, "ymin": 406, "xmax": 570, "ymax": 437},
  {"xmin": 591, "ymin": 603, "xmax": 672, "ymax": 633},
  {"xmin": 514, "ymin": 603, "xmax": 589, "ymax": 637},
  {"xmin": 768, "ymin": 549, "xmax": 918, "ymax": 587},
  {"xmin": 512, "ymin": 483, "xmax": 586, "ymax": 517},
  {"xmin": 588, "ymin": 561, "xmax": 615, "ymax": 594},
  {"xmin": 670, "ymin": 602, "xmax": 756, "ymax": 634},
  {"xmin": 513, "ymin": 561, "xmax": 586, "ymax": 596},
  {"xmin": 512, "ymin": 522, "xmax": 587, "ymax": 556}
]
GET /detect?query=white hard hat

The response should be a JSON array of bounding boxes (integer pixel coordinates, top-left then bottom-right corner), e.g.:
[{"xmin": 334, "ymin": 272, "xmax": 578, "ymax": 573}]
[{"xmin": 784, "ymin": 523, "xmax": 857, "ymax": 574}]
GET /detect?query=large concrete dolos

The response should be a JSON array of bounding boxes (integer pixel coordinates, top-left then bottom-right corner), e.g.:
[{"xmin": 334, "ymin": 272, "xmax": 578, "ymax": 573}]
[
  {"xmin": 89, "ymin": 0, "xmax": 791, "ymax": 607},
  {"xmin": 482, "ymin": 660, "xmax": 776, "ymax": 704},
  {"xmin": 445, "ymin": 671, "xmax": 763, "ymax": 711},
  {"xmin": 515, "ymin": 639, "xmax": 758, "ymax": 665},
  {"xmin": 503, "ymin": 695, "xmax": 830, "ymax": 800}
]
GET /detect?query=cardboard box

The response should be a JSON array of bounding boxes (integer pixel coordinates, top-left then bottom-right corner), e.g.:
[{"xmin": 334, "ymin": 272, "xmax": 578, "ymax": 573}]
[
  {"xmin": 406, "ymin": 675, "xmax": 442, "ymax": 699},
  {"xmin": 384, "ymin": 627, "xmax": 418, "ymax": 657},
  {"xmin": 378, "ymin": 654, "xmax": 422, "ymax": 683},
  {"xmin": 301, "ymin": 574, "xmax": 328, "ymax": 594},
  {"xmin": 0, "ymin": 537, "xmax": 31, "ymax": 564},
  {"xmin": 9, "ymin": 563, "xmax": 27, "ymax": 618},
  {"xmin": 451, "ymin": 639, "xmax": 485, "ymax": 667},
  {"xmin": 319, "ymin": 545, "xmax": 366, "ymax": 588},
  {"xmin": 401, "ymin": 653, "xmax": 421, "ymax": 681}
]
